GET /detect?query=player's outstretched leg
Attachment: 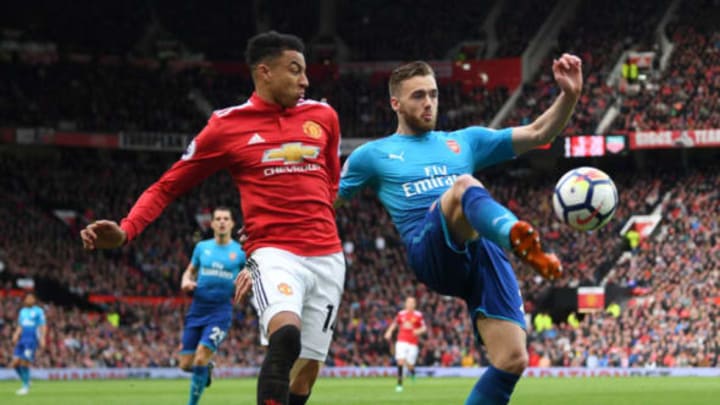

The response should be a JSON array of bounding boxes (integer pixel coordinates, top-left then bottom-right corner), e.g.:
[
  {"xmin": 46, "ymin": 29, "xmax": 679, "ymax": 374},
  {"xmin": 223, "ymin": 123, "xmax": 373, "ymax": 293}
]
[
  {"xmin": 466, "ymin": 318, "xmax": 527, "ymax": 405},
  {"xmin": 441, "ymin": 175, "xmax": 562, "ymax": 279},
  {"xmin": 257, "ymin": 322, "xmax": 301, "ymax": 405}
]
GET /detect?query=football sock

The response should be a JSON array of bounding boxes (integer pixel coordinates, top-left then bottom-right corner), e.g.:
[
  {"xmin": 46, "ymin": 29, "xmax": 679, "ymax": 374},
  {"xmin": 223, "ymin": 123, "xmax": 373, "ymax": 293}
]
[
  {"xmin": 187, "ymin": 365, "xmax": 209, "ymax": 405},
  {"xmin": 257, "ymin": 325, "xmax": 301, "ymax": 405},
  {"xmin": 464, "ymin": 366, "xmax": 520, "ymax": 405},
  {"xmin": 461, "ymin": 186, "xmax": 518, "ymax": 249},
  {"xmin": 289, "ymin": 392, "xmax": 310, "ymax": 405},
  {"xmin": 14, "ymin": 366, "xmax": 22, "ymax": 381},
  {"xmin": 409, "ymin": 368, "xmax": 416, "ymax": 381},
  {"xmin": 19, "ymin": 366, "xmax": 30, "ymax": 387},
  {"xmin": 397, "ymin": 365, "xmax": 404, "ymax": 386}
]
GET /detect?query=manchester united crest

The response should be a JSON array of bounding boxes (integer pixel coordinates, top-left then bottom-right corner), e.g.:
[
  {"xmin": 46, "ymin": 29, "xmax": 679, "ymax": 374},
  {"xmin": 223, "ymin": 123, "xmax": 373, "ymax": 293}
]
[{"xmin": 303, "ymin": 121, "xmax": 323, "ymax": 139}]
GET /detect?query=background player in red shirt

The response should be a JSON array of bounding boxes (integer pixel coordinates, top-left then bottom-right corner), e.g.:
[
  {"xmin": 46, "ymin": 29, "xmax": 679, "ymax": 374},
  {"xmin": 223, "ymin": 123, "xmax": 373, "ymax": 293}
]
[
  {"xmin": 80, "ymin": 31, "xmax": 344, "ymax": 405},
  {"xmin": 384, "ymin": 296, "xmax": 426, "ymax": 392}
]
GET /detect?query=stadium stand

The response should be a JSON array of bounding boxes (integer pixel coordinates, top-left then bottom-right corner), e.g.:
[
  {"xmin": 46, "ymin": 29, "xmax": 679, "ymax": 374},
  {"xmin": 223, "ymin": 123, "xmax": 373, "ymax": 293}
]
[{"xmin": 1, "ymin": 0, "xmax": 718, "ymax": 372}]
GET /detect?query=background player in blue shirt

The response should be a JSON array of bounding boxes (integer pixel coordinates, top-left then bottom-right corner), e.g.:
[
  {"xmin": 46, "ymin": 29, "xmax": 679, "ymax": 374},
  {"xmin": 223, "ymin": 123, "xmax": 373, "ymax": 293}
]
[
  {"xmin": 339, "ymin": 55, "xmax": 582, "ymax": 404},
  {"xmin": 11, "ymin": 292, "xmax": 46, "ymax": 396},
  {"xmin": 179, "ymin": 206, "xmax": 246, "ymax": 405}
]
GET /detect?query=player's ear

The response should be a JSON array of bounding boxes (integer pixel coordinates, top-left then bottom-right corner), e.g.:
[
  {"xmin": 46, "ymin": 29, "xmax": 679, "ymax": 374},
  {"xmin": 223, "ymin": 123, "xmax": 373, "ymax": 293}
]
[
  {"xmin": 256, "ymin": 63, "xmax": 272, "ymax": 83},
  {"xmin": 390, "ymin": 96, "xmax": 400, "ymax": 112}
]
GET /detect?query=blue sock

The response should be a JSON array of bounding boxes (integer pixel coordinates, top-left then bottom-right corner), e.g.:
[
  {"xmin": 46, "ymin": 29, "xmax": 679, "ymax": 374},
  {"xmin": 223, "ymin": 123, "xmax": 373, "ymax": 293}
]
[
  {"xmin": 188, "ymin": 365, "xmax": 209, "ymax": 405},
  {"xmin": 19, "ymin": 366, "xmax": 30, "ymax": 387},
  {"xmin": 461, "ymin": 186, "xmax": 518, "ymax": 249},
  {"xmin": 14, "ymin": 366, "xmax": 22, "ymax": 381},
  {"xmin": 465, "ymin": 366, "xmax": 520, "ymax": 405}
]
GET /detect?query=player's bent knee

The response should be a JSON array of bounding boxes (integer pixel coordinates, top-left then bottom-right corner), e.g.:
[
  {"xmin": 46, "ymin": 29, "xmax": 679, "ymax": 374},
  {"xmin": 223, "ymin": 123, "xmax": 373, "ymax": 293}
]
[
  {"xmin": 495, "ymin": 348, "xmax": 529, "ymax": 375},
  {"xmin": 192, "ymin": 346, "xmax": 213, "ymax": 366},
  {"xmin": 178, "ymin": 354, "xmax": 194, "ymax": 371},
  {"xmin": 451, "ymin": 175, "xmax": 483, "ymax": 199}
]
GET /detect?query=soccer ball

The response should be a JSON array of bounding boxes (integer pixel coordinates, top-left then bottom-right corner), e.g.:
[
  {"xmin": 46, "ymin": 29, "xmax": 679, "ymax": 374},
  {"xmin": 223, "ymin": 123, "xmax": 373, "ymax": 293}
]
[{"xmin": 552, "ymin": 167, "xmax": 618, "ymax": 231}]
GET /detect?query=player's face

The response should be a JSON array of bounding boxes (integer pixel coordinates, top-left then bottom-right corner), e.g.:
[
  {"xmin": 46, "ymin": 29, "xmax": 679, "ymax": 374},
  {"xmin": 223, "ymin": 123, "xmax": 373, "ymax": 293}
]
[
  {"xmin": 405, "ymin": 297, "xmax": 416, "ymax": 311},
  {"xmin": 392, "ymin": 75, "xmax": 438, "ymax": 134},
  {"xmin": 24, "ymin": 294, "xmax": 36, "ymax": 307},
  {"xmin": 211, "ymin": 210, "xmax": 234, "ymax": 237},
  {"xmin": 265, "ymin": 50, "xmax": 309, "ymax": 108}
]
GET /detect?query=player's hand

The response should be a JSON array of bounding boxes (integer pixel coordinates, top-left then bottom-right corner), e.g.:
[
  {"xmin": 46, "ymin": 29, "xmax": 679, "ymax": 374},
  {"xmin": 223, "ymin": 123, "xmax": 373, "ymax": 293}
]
[
  {"xmin": 384, "ymin": 333, "xmax": 392, "ymax": 341},
  {"xmin": 80, "ymin": 220, "xmax": 127, "ymax": 250},
  {"xmin": 236, "ymin": 226, "xmax": 248, "ymax": 245},
  {"xmin": 553, "ymin": 53, "xmax": 583, "ymax": 99},
  {"xmin": 234, "ymin": 269, "xmax": 253, "ymax": 304},
  {"xmin": 181, "ymin": 278, "xmax": 197, "ymax": 293}
]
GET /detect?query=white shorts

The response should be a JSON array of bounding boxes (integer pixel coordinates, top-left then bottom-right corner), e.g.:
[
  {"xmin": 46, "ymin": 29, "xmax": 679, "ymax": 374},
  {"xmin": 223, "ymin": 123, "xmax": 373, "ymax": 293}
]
[
  {"xmin": 249, "ymin": 247, "xmax": 345, "ymax": 361},
  {"xmin": 395, "ymin": 341, "xmax": 419, "ymax": 366}
]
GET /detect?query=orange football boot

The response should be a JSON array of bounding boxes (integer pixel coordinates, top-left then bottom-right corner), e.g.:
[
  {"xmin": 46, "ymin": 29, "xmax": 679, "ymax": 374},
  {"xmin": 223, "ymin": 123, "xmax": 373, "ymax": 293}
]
[{"xmin": 510, "ymin": 221, "xmax": 562, "ymax": 280}]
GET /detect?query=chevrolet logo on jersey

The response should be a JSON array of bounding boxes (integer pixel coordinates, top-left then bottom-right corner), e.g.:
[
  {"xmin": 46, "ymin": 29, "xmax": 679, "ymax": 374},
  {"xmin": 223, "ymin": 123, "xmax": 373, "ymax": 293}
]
[{"xmin": 262, "ymin": 143, "xmax": 320, "ymax": 164}]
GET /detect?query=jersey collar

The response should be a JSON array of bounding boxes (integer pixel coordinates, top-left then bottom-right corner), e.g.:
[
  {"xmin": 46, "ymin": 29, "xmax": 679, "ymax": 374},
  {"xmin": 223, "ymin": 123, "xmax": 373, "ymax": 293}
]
[{"xmin": 250, "ymin": 92, "xmax": 286, "ymax": 113}]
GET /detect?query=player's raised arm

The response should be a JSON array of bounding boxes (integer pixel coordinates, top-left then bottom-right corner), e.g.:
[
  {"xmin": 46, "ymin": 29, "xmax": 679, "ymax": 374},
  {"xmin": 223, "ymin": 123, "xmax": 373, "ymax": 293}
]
[
  {"xmin": 511, "ymin": 53, "xmax": 583, "ymax": 155},
  {"xmin": 80, "ymin": 118, "xmax": 229, "ymax": 250}
]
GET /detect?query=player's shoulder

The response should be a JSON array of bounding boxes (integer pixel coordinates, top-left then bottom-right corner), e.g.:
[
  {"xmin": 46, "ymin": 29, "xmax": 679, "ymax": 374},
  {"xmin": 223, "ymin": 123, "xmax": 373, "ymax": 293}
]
[
  {"xmin": 398, "ymin": 309, "xmax": 408, "ymax": 316},
  {"xmin": 350, "ymin": 135, "xmax": 397, "ymax": 157},
  {"xmin": 296, "ymin": 98, "xmax": 340, "ymax": 127},
  {"xmin": 212, "ymin": 100, "xmax": 255, "ymax": 120},
  {"xmin": 229, "ymin": 239, "xmax": 245, "ymax": 252},
  {"xmin": 296, "ymin": 98, "xmax": 337, "ymax": 114},
  {"xmin": 449, "ymin": 126, "xmax": 512, "ymax": 139},
  {"xmin": 413, "ymin": 310, "xmax": 423, "ymax": 317},
  {"xmin": 195, "ymin": 239, "xmax": 215, "ymax": 248}
]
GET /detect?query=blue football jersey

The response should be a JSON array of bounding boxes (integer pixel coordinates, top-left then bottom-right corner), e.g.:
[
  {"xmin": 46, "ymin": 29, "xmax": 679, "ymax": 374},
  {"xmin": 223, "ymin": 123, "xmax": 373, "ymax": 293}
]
[
  {"xmin": 18, "ymin": 306, "xmax": 46, "ymax": 343},
  {"xmin": 189, "ymin": 239, "xmax": 246, "ymax": 315},
  {"xmin": 339, "ymin": 127, "xmax": 514, "ymax": 242}
]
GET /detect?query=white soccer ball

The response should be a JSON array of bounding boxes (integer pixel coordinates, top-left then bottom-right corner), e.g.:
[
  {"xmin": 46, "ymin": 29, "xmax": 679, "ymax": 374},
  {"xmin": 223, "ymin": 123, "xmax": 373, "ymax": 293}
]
[{"xmin": 552, "ymin": 167, "xmax": 618, "ymax": 231}]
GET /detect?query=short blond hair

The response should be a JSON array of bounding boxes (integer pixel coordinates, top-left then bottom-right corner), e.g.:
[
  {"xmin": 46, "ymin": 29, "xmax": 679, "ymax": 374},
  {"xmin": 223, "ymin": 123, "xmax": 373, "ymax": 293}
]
[{"xmin": 388, "ymin": 61, "xmax": 435, "ymax": 97}]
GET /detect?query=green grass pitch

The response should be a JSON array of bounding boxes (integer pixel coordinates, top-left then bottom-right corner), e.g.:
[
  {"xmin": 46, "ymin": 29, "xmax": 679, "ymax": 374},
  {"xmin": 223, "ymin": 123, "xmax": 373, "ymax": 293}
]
[{"xmin": 2, "ymin": 377, "xmax": 719, "ymax": 404}]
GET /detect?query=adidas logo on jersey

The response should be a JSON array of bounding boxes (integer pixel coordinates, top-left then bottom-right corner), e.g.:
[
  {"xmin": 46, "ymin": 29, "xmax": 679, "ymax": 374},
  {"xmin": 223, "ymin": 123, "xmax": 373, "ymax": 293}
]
[{"xmin": 248, "ymin": 133, "xmax": 266, "ymax": 145}]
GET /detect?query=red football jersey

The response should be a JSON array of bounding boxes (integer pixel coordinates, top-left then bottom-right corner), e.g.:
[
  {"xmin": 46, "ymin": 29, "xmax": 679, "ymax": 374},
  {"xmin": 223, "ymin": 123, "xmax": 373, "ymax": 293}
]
[
  {"xmin": 120, "ymin": 93, "xmax": 342, "ymax": 257},
  {"xmin": 396, "ymin": 309, "xmax": 425, "ymax": 345}
]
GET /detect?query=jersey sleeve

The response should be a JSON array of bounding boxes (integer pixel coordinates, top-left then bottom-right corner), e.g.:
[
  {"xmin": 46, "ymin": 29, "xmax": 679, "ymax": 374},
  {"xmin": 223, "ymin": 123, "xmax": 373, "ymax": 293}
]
[
  {"xmin": 191, "ymin": 243, "xmax": 202, "ymax": 268},
  {"xmin": 338, "ymin": 143, "xmax": 377, "ymax": 200},
  {"xmin": 37, "ymin": 308, "xmax": 46, "ymax": 326},
  {"xmin": 325, "ymin": 108, "xmax": 342, "ymax": 198},
  {"xmin": 120, "ymin": 116, "xmax": 230, "ymax": 242},
  {"xmin": 455, "ymin": 126, "xmax": 515, "ymax": 171}
]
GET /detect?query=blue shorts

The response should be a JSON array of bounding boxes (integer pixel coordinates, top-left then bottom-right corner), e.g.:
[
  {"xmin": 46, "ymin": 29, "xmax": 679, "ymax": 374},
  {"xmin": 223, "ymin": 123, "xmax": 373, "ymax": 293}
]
[
  {"xmin": 13, "ymin": 340, "xmax": 38, "ymax": 362},
  {"xmin": 180, "ymin": 317, "xmax": 231, "ymax": 354},
  {"xmin": 405, "ymin": 201, "xmax": 526, "ymax": 337}
]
